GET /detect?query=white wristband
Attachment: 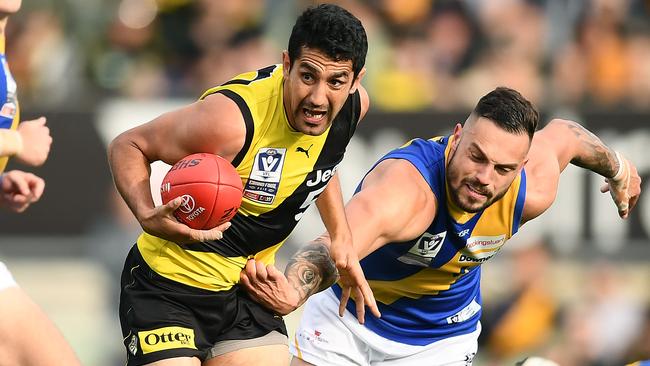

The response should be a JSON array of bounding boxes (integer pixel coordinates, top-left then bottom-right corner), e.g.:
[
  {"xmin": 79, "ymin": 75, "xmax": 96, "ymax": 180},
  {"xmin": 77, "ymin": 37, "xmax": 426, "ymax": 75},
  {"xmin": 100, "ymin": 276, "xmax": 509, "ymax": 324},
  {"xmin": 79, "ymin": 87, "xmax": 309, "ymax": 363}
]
[{"xmin": 612, "ymin": 151, "xmax": 626, "ymax": 181}]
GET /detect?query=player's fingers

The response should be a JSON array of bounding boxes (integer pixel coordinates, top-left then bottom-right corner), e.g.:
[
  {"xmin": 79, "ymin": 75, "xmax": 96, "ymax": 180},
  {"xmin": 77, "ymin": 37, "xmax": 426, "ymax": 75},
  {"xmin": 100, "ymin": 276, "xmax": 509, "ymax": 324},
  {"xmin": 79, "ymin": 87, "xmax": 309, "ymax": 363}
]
[
  {"xmin": 9, "ymin": 194, "xmax": 29, "ymax": 204},
  {"xmin": 600, "ymin": 183, "xmax": 610, "ymax": 193},
  {"xmin": 8, "ymin": 175, "xmax": 30, "ymax": 196},
  {"xmin": 335, "ymin": 255, "xmax": 349, "ymax": 271},
  {"xmin": 188, "ymin": 228, "xmax": 223, "ymax": 242},
  {"xmin": 29, "ymin": 177, "xmax": 45, "ymax": 201},
  {"xmin": 339, "ymin": 286, "xmax": 351, "ymax": 318},
  {"xmin": 361, "ymin": 284, "xmax": 381, "ymax": 318},
  {"xmin": 162, "ymin": 197, "xmax": 183, "ymax": 214},
  {"xmin": 214, "ymin": 222, "xmax": 232, "ymax": 233},
  {"xmin": 245, "ymin": 259, "xmax": 258, "ymax": 279},
  {"xmin": 13, "ymin": 202, "xmax": 29, "ymax": 213},
  {"xmin": 266, "ymin": 264, "xmax": 283, "ymax": 281},
  {"xmin": 255, "ymin": 260, "xmax": 268, "ymax": 281},
  {"xmin": 628, "ymin": 194, "xmax": 640, "ymax": 212},
  {"xmin": 239, "ymin": 269, "xmax": 251, "ymax": 287},
  {"xmin": 354, "ymin": 287, "xmax": 365, "ymax": 324}
]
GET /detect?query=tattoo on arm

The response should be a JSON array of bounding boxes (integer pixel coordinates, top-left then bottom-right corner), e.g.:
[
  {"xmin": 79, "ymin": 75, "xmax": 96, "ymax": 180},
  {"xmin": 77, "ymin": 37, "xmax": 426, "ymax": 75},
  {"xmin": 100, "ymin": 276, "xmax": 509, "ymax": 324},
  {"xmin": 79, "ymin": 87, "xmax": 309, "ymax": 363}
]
[
  {"xmin": 563, "ymin": 120, "xmax": 619, "ymax": 177},
  {"xmin": 284, "ymin": 239, "xmax": 339, "ymax": 303}
]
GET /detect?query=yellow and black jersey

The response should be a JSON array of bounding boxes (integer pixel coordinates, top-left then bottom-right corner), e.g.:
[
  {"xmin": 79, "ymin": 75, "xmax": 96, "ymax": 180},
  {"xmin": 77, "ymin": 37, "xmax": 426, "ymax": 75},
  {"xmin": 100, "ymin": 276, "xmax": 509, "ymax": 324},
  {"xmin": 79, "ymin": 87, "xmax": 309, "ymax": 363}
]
[
  {"xmin": 137, "ymin": 64, "xmax": 361, "ymax": 291},
  {"xmin": 0, "ymin": 34, "xmax": 20, "ymax": 173}
]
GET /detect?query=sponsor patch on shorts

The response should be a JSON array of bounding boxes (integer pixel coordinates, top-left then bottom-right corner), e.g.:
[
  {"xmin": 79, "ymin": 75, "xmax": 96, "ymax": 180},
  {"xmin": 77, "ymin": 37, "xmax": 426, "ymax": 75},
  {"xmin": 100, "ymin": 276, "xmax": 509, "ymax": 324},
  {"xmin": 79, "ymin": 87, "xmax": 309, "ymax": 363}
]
[{"xmin": 137, "ymin": 326, "xmax": 197, "ymax": 354}]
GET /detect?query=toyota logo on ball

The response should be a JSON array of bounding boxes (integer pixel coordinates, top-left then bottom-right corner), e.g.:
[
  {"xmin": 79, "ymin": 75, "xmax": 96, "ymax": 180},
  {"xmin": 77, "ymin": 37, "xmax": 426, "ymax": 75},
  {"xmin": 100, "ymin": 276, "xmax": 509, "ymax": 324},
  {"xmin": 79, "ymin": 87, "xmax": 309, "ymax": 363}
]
[{"xmin": 179, "ymin": 194, "xmax": 195, "ymax": 214}]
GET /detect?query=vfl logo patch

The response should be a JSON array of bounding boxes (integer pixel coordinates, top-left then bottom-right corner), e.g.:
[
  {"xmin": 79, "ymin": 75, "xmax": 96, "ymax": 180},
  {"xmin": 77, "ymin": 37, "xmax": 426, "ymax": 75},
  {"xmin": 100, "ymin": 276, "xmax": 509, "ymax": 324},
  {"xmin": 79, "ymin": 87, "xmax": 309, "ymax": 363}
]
[
  {"xmin": 244, "ymin": 148, "xmax": 286, "ymax": 204},
  {"xmin": 397, "ymin": 231, "xmax": 447, "ymax": 267},
  {"xmin": 137, "ymin": 326, "xmax": 196, "ymax": 355}
]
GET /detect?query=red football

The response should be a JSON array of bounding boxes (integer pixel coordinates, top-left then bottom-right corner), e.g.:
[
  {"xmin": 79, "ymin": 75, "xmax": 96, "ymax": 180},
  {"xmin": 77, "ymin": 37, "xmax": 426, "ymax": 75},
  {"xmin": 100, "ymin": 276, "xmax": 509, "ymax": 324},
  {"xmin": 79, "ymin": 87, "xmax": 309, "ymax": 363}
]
[{"xmin": 160, "ymin": 153, "xmax": 243, "ymax": 230}]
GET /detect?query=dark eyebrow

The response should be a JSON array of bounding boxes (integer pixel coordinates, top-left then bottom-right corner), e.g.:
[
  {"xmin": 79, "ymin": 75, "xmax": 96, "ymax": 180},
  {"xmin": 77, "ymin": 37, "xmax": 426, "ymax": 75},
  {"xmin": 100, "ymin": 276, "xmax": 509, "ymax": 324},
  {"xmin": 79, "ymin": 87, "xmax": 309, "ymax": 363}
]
[
  {"xmin": 470, "ymin": 142, "xmax": 519, "ymax": 169},
  {"xmin": 298, "ymin": 62, "xmax": 320, "ymax": 74},
  {"xmin": 298, "ymin": 62, "xmax": 349, "ymax": 80},
  {"xmin": 329, "ymin": 71, "xmax": 349, "ymax": 79}
]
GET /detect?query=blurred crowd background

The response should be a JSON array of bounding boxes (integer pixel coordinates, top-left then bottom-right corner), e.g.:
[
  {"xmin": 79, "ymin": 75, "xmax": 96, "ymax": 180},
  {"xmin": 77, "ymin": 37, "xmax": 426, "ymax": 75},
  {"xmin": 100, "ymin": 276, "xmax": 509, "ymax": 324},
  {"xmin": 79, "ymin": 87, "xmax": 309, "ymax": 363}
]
[{"xmin": 0, "ymin": 0, "xmax": 649, "ymax": 365}]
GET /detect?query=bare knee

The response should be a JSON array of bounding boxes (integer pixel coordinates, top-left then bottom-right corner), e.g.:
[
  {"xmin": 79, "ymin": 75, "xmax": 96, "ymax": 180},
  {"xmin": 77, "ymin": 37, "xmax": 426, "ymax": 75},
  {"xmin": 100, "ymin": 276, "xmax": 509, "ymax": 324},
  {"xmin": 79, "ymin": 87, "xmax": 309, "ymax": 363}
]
[{"xmin": 204, "ymin": 344, "xmax": 289, "ymax": 366}]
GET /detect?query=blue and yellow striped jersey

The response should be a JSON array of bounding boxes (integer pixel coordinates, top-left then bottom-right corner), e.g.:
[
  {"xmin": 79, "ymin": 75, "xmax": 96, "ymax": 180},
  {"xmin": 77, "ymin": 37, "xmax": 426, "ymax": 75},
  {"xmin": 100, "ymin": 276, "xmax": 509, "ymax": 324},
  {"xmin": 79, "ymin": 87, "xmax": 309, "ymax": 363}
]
[
  {"xmin": 0, "ymin": 33, "xmax": 20, "ymax": 173},
  {"xmin": 334, "ymin": 135, "xmax": 526, "ymax": 345},
  {"xmin": 137, "ymin": 64, "xmax": 361, "ymax": 292}
]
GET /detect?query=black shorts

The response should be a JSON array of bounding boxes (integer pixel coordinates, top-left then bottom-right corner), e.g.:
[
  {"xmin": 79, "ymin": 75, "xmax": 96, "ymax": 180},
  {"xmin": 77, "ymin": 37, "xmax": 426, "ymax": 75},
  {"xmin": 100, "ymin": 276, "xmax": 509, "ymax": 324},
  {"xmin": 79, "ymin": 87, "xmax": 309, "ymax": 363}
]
[{"xmin": 119, "ymin": 244, "xmax": 287, "ymax": 365}]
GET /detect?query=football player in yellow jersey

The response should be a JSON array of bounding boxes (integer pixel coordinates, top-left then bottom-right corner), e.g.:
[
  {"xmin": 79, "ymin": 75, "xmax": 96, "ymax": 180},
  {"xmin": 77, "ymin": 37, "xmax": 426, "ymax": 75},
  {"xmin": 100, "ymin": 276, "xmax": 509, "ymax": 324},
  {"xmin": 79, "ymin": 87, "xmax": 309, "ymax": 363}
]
[
  {"xmin": 109, "ymin": 4, "xmax": 378, "ymax": 366},
  {"xmin": 0, "ymin": 1, "xmax": 81, "ymax": 365},
  {"xmin": 242, "ymin": 87, "xmax": 642, "ymax": 366}
]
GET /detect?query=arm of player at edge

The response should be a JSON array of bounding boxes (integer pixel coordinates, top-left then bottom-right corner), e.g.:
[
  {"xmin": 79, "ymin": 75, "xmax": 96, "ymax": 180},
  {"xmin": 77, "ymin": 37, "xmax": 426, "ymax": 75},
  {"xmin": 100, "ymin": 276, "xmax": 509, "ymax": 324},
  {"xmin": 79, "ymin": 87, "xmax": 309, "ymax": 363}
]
[
  {"xmin": 314, "ymin": 171, "xmax": 380, "ymax": 321},
  {"xmin": 522, "ymin": 118, "xmax": 641, "ymax": 223},
  {"xmin": 108, "ymin": 94, "xmax": 246, "ymax": 243},
  {"xmin": 241, "ymin": 158, "xmax": 436, "ymax": 323}
]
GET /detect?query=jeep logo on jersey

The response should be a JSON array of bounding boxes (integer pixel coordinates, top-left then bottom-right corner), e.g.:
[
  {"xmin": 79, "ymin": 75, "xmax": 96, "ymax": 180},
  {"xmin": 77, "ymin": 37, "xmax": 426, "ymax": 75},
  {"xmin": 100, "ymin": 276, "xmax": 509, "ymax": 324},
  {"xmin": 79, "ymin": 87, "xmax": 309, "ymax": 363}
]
[
  {"xmin": 397, "ymin": 231, "xmax": 447, "ymax": 267},
  {"xmin": 244, "ymin": 148, "xmax": 287, "ymax": 205},
  {"xmin": 179, "ymin": 194, "xmax": 195, "ymax": 213},
  {"xmin": 137, "ymin": 326, "xmax": 197, "ymax": 354}
]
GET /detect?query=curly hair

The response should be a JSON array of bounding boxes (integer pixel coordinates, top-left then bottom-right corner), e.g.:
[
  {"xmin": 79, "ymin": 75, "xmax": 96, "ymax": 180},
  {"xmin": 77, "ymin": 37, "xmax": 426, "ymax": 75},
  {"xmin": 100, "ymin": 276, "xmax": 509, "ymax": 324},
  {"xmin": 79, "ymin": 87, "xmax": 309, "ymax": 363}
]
[{"xmin": 288, "ymin": 4, "xmax": 368, "ymax": 79}]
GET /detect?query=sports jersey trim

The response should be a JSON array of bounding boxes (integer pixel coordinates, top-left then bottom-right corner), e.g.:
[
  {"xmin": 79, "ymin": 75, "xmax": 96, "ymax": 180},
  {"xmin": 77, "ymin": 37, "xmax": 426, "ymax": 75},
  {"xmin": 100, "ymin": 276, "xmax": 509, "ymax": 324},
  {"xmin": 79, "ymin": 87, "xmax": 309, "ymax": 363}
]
[{"xmin": 209, "ymin": 89, "xmax": 255, "ymax": 167}]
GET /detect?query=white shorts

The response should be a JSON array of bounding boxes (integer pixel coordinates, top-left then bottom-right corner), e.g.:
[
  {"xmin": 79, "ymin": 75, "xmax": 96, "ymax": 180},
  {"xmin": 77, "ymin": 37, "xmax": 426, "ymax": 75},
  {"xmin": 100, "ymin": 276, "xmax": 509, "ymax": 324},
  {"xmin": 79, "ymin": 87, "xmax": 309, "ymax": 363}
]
[
  {"xmin": 0, "ymin": 261, "xmax": 17, "ymax": 291},
  {"xmin": 290, "ymin": 289, "xmax": 479, "ymax": 366}
]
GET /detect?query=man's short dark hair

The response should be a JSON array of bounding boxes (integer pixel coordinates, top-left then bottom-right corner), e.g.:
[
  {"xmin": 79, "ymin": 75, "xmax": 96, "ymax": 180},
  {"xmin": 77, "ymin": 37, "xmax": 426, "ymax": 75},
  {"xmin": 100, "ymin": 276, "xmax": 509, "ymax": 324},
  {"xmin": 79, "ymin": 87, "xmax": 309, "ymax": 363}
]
[
  {"xmin": 472, "ymin": 87, "xmax": 539, "ymax": 140},
  {"xmin": 288, "ymin": 4, "xmax": 368, "ymax": 79}
]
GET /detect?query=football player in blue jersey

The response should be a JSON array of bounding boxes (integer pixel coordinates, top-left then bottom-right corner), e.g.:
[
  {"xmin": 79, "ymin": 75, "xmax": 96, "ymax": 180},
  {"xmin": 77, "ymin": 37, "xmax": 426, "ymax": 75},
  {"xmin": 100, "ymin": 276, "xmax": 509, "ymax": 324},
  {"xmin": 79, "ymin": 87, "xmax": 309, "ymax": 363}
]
[
  {"xmin": 0, "ymin": 0, "xmax": 81, "ymax": 365},
  {"xmin": 241, "ymin": 87, "xmax": 642, "ymax": 365}
]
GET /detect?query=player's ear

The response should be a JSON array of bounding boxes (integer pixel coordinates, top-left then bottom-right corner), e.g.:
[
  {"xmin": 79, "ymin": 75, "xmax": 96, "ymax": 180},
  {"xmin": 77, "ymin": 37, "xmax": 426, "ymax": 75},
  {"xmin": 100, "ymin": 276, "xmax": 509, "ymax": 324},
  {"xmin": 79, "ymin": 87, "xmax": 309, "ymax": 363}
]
[
  {"xmin": 282, "ymin": 51, "xmax": 291, "ymax": 78},
  {"xmin": 452, "ymin": 123, "xmax": 463, "ymax": 140},
  {"xmin": 350, "ymin": 67, "xmax": 366, "ymax": 94},
  {"xmin": 450, "ymin": 123, "xmax": 463, "ymax": 151}
]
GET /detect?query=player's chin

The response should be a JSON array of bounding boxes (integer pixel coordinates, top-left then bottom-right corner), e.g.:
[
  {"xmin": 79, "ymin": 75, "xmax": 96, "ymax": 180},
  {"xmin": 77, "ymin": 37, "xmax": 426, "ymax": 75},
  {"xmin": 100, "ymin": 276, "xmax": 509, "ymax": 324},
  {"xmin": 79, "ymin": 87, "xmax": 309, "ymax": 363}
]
[
  {"xmin": 296, "ymin": 119, "xmax": 330, "ymax": 136},
  {"xmin": 457, "ymin": 197, "xmax": 488, "ymax": 213}
]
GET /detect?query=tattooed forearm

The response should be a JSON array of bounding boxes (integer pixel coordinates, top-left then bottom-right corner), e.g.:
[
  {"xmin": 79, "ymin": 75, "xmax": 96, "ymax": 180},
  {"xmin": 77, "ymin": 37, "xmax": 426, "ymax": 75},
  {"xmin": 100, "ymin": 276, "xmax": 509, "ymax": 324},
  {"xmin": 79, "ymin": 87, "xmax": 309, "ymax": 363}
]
[
  {"xmin": 561, "ymin": 120, "xmax": 619, "ymax": 178},
  {"xmin": 284, "ymin": 239, "xmax": 339, "ymax": 303}
]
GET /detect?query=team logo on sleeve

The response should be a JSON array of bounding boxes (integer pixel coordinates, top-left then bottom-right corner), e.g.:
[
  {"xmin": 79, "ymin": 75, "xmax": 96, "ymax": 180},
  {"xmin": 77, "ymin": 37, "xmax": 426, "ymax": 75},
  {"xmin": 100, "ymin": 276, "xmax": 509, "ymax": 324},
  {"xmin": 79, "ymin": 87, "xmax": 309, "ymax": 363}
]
[
  {"xmin": 397, "ymin": 231, "xmax": 447, "ymax": 267},
  {"xmin": 244, "ymin": 148, "xmax": 286, "ymax": 204}
]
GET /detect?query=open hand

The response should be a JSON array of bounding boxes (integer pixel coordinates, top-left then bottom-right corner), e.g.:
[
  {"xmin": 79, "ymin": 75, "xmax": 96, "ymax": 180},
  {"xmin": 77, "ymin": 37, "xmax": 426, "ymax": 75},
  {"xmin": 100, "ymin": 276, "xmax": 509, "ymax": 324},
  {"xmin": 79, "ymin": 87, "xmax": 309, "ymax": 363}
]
[
  {"xmin": 239, "ymin": 259, "xmax": 300, "ymax": 315},
  {"xmin": 331, "ymin": 241, "xmax": 380, "ymax": 324},
  {"xmin": 600, "ymin": 154, "xmax": 641, "ymax": 219}
]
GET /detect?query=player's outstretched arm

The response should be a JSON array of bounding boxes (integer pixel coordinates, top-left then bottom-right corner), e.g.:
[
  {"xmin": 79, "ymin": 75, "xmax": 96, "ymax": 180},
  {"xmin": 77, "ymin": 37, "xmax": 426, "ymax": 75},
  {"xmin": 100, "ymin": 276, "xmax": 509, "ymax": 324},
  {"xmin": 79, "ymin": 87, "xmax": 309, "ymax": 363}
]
[
  {"xmin": 315, "ymin": 171, "xmax": 380, "ymax": 322},
  {"xmin": 523, "ymin": 119, "xmax": 641, "ymax": 222},
  {"xmin": 108, "ymin": 94, "xmax": 245, "ymax": 243},
  {"xmin": 241, "ymin": 158, "xmax": 436, "ymax": 321}
]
